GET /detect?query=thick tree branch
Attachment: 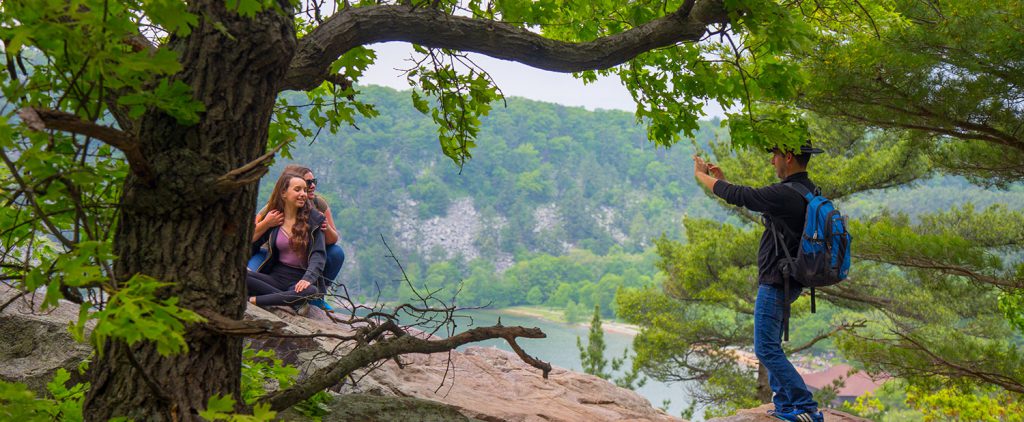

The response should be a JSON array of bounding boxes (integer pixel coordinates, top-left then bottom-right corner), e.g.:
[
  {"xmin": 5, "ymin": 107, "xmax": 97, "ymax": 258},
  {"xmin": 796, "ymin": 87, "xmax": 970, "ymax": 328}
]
[
  {"xmin": 260, "ymin": 325, "xmax": 549, "ymax": 411},
  {"xmin": 200, "ymin": 308, "xmax": 287, "ymax": 335},
  {"xmin": 18, "ymin": 108, "xmax": 152, "ymax": 180},
  {"xmin": 200, "ymin": 308, "xmax": 362, "ymax": 341},
  {"xmin": 282, "ymin": 1, "xmax": 727, "ymax": 91}
]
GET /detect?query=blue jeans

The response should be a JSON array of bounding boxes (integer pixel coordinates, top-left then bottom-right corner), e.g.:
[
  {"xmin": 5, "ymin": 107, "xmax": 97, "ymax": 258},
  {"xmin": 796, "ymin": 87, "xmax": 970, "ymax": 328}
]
[
  {"xmin": 754, "ymin": 283, "xmax": 817, "ymax": 412},
  {"xmin": 248, "ymin": 244, "xmax": 345, "ymax": 291}
]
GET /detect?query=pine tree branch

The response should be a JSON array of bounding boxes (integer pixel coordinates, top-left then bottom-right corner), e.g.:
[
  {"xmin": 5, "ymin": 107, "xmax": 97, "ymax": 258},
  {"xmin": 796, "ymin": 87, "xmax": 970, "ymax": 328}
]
[
  {"xmin": 856, "ymin": 252, "xmax": 1022, "ymax": 289},
  {"xmin": 786, "ymin": 320, "xmax": 867, "ymax": 354},
  {"xmin": 889, "ymin": 329, "xmax": 1024, "ymax": 394},
  {"xmin": 281, "ymin": 1, "xmax": 726, "ymax": 91}
]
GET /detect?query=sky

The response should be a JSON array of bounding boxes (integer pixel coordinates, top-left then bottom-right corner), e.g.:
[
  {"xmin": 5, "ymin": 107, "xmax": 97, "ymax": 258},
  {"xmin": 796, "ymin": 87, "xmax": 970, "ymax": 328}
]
[{"xmin": 360, "ymin": 42, "xmax": 729, "ymax": 118}]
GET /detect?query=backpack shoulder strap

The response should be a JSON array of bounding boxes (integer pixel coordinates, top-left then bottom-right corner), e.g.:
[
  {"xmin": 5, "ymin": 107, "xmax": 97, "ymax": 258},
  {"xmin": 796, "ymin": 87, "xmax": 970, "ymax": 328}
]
[{"xmin": 782, "ymin": 182, "xmax": 814, "ymax": 201}]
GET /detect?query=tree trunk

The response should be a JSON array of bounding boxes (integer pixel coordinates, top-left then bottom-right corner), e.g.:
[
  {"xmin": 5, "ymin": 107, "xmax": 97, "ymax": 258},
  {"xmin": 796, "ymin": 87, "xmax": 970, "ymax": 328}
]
[{"xmin": 83, "ymin": 2, "xmax": 296, "ymax": 420}]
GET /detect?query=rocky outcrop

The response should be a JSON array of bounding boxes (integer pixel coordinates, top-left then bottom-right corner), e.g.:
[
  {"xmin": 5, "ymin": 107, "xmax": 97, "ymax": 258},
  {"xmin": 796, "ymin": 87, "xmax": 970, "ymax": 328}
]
[
  {"xmin": 249, "ymin": 305, "xmax": 682, "ymax": 422},
  {"xmin": 2, "ymin": 283, "xmax": 864, "ymax": 422},
  {"xmin": 0, "ymin": 287, "xmax": 92, "ymax": 394},
  {"xmin": 706, "ymin": 404, "xmax": 868, "ymax": 422},
  {"xmin": 279, "ymin": 394, "xmax": 478, "ymax": 422}
]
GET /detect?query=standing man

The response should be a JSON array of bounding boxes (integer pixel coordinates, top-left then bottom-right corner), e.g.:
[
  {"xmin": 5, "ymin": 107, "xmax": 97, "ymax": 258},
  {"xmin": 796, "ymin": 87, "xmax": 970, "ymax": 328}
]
[{"xmin": 692, "ymin": 144, "xmax": 825, "ymax": 422}]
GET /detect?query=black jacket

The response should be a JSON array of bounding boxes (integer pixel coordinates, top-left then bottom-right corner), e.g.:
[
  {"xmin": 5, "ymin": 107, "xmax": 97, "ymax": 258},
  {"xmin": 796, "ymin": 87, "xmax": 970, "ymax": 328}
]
[
  {"xmin": 712, "ymin": 172, "xmax": 816, "ymax": 286},
  {"xmin": 252, "ymin": 208, "xmax": 327, "ymax": 284}
]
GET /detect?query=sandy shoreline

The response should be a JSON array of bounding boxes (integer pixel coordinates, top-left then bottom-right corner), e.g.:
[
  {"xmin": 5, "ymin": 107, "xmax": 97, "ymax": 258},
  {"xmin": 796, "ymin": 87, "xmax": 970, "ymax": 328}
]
[
  {"xmin": 500, "ymin": 307, "xmax": 642, "ymax": 336},
  {"xmin": 497, "ymin": 306, "xmax": 798, "ymax": 372}
]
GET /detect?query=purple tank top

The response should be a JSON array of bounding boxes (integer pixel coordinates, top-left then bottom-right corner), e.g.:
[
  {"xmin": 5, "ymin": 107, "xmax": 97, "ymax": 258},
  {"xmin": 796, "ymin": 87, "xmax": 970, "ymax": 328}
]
[{"xmin": 275, "ymin": 229, "xmax": 305, "ymax": 268}]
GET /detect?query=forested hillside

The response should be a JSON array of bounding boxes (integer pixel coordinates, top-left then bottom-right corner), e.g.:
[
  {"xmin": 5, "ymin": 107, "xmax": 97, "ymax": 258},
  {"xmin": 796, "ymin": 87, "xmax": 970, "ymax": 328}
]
[
  {"xmin": 262, "ymin": 85, "xmax": 1024, "ymax": 315},
  {"xmin": 262, "ymin": 85, "xmax": 728, "ymax": 302}
]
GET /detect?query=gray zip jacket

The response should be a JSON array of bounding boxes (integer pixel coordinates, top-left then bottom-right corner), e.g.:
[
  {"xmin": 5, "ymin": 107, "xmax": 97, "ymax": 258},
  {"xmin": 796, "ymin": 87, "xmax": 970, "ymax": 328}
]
[{"xmin": 251, "ymin": 208, "xmax": 327, "ymax": 284}]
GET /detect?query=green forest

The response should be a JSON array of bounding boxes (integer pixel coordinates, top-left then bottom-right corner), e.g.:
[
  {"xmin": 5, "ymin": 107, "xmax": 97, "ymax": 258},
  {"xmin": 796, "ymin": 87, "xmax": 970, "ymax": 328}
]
[
  {"xmin": 264, "ymin": 85, "xmax": 725, "ymax": 306},
  {"xmin": 271, "ymin": 85, "xmax": 1023, "ymax": 317},
  {"xmin": 271, "ymin": 86, "xmax": 1024, "ymax": 419}
]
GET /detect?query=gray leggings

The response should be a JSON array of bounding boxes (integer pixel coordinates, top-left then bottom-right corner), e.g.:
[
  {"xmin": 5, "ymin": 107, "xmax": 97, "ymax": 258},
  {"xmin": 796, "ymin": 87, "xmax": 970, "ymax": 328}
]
[{"xmin": 246, "ymin": 265, "xmax": 319, "ymax": 307}]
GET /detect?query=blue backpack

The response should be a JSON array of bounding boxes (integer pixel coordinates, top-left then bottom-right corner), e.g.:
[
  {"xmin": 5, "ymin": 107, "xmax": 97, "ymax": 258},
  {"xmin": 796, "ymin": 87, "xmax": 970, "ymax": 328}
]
[
  {"xmin": 770, "ymin": 183, "xmax": 852, "ymax": 340},
  {"xmin": 784, "ymin": 183, "xmax": 852, "ymax": 288}
]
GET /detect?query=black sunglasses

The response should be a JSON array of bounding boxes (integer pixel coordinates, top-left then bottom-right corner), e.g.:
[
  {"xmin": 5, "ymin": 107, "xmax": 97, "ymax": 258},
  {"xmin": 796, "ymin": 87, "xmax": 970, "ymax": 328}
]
[{"xmin": 305, "ymin": 178, "xmax": 318, "ymax": 187}]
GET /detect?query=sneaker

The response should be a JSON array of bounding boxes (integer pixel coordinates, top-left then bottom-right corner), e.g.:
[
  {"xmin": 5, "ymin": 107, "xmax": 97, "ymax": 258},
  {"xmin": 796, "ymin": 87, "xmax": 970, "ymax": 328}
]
[
  {"xmin": 766, "ymin": 408, "xmax": 793, "ymax": 417},
  {"xmin": 774, "ymin": 409, "xmax": 823, "ymax": 422},
  {"xmin": 309, "ymin": 298, "xmax": 334, "ymax": 312}
]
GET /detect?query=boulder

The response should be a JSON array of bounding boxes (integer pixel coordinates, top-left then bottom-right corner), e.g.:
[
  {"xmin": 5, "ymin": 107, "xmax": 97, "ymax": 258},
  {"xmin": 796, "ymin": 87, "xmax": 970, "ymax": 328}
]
[
  {"xmin": 278, "ymin": 393, "xmax": 479, "ymax": 422},
  {"xmin": 0, "ymin": 286, "xmax": 93, "ymax": 394}
]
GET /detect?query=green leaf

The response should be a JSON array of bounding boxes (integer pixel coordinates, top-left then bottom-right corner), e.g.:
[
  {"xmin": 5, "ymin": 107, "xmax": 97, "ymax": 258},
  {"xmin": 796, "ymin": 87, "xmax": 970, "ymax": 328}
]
[
  {"xmin": 229, "ymin": 0, "xmax": 268, "ymax": 18},
  {"xmin": 91, "ymin": 274, "xmax": 206, "ymax": 357},
  {"xmin": 141, "ymin": 0, "xmax": 198, "ymax": 36},
  {"xmin": 250, "ymin": 404, "xmax": 276, "ymax": 421},
  {"xmin": 199, "ymin": 394, "xmax": 236, "ymax": 420},
  {"xmin": 117, "ymin": 79, "xmax": 205, "ymax": 125}
]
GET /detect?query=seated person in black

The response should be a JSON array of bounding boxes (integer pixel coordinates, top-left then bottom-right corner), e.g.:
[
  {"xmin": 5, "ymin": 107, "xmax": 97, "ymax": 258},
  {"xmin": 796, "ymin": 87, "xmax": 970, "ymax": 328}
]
[{"xmin": 246, "ymin": 171, "xmax": 325, "ymax": 307}]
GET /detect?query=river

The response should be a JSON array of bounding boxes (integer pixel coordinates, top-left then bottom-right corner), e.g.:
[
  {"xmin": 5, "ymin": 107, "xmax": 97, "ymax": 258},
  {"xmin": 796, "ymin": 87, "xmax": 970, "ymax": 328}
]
[{"xmin": 446, "ymin": 308, "xmax": 706, "ymax": 420}]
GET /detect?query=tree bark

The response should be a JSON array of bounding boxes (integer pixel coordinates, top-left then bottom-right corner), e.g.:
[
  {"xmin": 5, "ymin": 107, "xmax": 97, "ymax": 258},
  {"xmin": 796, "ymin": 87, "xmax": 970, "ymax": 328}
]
[{"xmin": 82, "ymin": 2, "xmax": 296, "ymax": 420}]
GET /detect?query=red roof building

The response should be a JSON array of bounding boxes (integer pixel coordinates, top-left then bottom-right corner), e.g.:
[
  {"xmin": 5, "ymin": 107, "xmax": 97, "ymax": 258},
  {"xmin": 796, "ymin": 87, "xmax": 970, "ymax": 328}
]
[{"xmin": 801, "ymin": 364, "xmax": 889, "ymax": 407}]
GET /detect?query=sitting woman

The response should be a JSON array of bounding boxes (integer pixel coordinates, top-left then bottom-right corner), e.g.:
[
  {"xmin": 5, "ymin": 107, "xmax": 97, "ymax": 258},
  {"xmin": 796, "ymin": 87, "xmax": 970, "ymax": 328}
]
[
  {"xmin": 250, "ymin": 164, "xmax": 343, "ymax": 311},
  {"xmin": 246, "ymin": 171, "xmax": 325, "ymax": 308}
]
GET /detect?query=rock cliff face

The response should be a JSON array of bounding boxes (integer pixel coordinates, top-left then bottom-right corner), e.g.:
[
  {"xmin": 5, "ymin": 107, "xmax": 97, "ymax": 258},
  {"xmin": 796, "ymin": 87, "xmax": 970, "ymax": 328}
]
[{"xmin": 393, "ymin": 197, "xmax": 487, "ymax": 263}]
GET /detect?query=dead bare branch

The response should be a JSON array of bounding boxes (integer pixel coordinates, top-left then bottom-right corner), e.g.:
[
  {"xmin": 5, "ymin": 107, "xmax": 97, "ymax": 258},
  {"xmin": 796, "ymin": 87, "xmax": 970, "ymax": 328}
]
[{"xmin": 259, "ymin": 324, "xmax": 549, "ymax": 411}]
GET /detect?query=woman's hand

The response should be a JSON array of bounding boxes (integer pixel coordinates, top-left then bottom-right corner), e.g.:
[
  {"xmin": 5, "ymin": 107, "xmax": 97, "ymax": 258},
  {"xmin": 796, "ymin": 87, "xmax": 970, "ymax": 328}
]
[
  {"xmin": 294, "ymin": 279, "xmax": 311, "ymax": 292},
  {"xmin": 253, "ymin": 209, "xmax": 286, "ymax": 242},
  {"xmin": 261, "ymin": 210, "xmax": 284, "ymax": 229}
]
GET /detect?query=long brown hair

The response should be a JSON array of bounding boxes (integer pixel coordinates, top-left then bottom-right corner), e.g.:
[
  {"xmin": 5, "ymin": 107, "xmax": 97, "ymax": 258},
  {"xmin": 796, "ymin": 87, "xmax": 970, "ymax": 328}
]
[
  {"xmin": 265, "ymin": 171, "xmax": 311, "ymax": 262},
  {"xmin": 283, "ymin": 164, "xmax": 312, "ymax": 178},
  {"xmin": 257, "ymin": 164, "xmax": 312, "ymax": 221}
]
